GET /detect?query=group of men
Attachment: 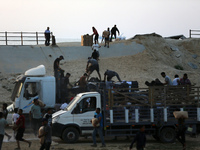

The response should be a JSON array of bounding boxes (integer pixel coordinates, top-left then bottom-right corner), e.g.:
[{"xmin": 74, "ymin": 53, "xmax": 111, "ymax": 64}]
[
  {"xmin": 92, "ymin": 25, "xmax": 120, "ymax": 48},
  {"xmin": 161, "ymin": 72, "xmax": 191, "ymax": 86}
]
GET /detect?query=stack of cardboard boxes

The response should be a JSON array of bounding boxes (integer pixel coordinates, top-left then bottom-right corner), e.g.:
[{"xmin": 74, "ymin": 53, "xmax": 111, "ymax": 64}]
[{"xmin": 81, "ymin": 34, "xmax": 93, "ymax": 46}]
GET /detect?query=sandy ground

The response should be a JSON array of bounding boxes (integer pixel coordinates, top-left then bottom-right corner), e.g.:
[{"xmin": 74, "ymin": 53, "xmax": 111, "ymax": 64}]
[{"xmin": 2, "ymin": 127, "xmax": 200, "ymax": 150}]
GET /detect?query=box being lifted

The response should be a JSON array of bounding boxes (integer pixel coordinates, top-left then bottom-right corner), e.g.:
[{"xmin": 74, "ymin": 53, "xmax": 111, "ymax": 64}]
[{"xmin": 81, "ymin": 34, "xmax": 93, "ymax": 46}]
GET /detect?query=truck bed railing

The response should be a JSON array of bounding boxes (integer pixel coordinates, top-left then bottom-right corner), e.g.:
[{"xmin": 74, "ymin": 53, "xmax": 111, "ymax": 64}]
[{"xmin": 103, "ymin": 85, "xmax": 200, "ymax": 127}]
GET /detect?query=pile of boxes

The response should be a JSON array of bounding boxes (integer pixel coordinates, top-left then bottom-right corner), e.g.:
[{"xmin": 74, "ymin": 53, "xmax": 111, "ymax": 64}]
[{"xmin": 81, "ymin": 34, "xmax": 93, "ymax": 46}]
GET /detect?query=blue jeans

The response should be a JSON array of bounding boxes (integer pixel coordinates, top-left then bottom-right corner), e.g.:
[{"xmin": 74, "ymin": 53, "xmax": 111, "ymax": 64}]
[{"xmin": 92, "ymin": 126, "xmax": 105, "ymax": 145}]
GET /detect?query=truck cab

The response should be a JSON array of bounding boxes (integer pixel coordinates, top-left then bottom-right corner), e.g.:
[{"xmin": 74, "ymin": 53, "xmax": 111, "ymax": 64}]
[
  {"xmin": 11, "ymin": 65, "xmax": 56, "ymax": 114},
  {"xmin": 52, "ymin": 92, "xmax": 101, "ymax": 143}
]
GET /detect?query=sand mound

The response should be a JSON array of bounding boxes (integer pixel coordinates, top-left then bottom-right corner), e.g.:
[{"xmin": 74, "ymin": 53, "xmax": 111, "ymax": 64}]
[{"xmin": 1, "ymin": 34, "xmax": 200, "ymax": 103}]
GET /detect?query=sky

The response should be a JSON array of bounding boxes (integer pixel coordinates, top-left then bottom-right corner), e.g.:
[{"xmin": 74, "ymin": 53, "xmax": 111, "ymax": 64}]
[{"xmin": 0, "ymin": 0, "xmax": 200, "ymax": 39}]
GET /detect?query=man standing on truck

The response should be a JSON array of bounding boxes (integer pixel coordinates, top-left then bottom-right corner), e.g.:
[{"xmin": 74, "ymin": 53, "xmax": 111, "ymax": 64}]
[
  {"xmin": 179, "ymin": 73, "xmax": 191, "ymax": 85},
  {"xmin": 53, "ymin": 55, "xmax": 64, "ymax": 78},
  {"xmin": 91, "ymin": 108, "xmax": 106, "ymax": 147},
  {"xmin": 104, "ymin": 69, "xmax": 122, "ymax": 82},
  {"xmin": 29, "ymin": 98, "xmax": 42, "ymax": 136},
  {"xmin": 129, "ymin": 125, "xmax": 146, "ymax": 150},
  {"xmin": 86, "ymin": 57, "xmax": 101, "ymax": 81},
  {"xmin": 161, "ymin": 72, "xmax": 173, "ymax": 86},
  {"xmin": 79, "ymin": 73, "xmax": 88, "ymax": 92}
]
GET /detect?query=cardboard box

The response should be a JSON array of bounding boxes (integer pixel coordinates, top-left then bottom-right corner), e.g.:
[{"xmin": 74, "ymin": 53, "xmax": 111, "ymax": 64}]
[{"xmin": 81, "ymin": 34, "xmax": 93, "ymax": 46}]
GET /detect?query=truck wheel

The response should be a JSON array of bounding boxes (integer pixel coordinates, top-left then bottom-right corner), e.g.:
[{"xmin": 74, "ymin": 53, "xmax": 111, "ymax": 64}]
[
  {"xmin": 62, "ymin": 127, "xmax": 79, "ymax": 143},
  {"xmin": 160, "ymin": 127, "xmax": 176, "ymax": 143}
]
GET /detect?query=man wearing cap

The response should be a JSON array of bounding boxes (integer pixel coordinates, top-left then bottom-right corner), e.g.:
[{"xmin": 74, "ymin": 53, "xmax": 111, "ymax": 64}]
[
  {"xmin": 38, "ymin": 118, "xmax": 52, "ymax": 150},
  {"xmin": 86, "ymin": 57, "xmax": 101, "ymax": 81},
  {"xmin": 29, "ymin": 98, "xmax": 42, "ymax": 136},
  {"xmin": 54, "ymin": 55, "xmax": 64, "ymax": 77}
]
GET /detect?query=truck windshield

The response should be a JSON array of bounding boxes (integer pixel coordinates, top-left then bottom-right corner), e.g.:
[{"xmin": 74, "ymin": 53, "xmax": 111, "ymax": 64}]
[
  {"xmin": 65, "ymin": 95, "xmax": 80, "ymax": 111},
  {"xmin": 11, "ymin": 82, "xmax": 23, "ymax": 101}
]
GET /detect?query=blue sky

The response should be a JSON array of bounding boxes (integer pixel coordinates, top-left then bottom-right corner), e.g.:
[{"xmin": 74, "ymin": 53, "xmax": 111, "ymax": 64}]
[{"xmin": 0, "ymin": 0, "xmax": 199, "ymax": 39}]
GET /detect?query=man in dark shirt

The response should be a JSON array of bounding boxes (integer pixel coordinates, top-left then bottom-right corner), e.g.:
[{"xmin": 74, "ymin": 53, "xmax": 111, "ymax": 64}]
[
  {"xmin": 86, "ymin": 57, "xmax": 101, "ymax": 81},
  {"xmin": 53, "ymin": 55, "xmax": 64, "ymax": 78},
  {"xmin": 110, "ymin": 25, "xmax": 120, "ymax": 42},
  {"xmin": 180, "ymin": 73, "xmax": 191, "ymax": 85},
  {"xmin": 91, "ymin": 50, "xmax": 99, "ymax": 60},
  {"xmin": 16, "ymin": 109, "xmax": 31, "ymax": 149},
  {"xmin": 104, "ymin": 69, "xmax": 121, "ymax": 82},
  {"xmin": 44, "ymin": 27, "xmax": 51, "ymax": 46},
  {"xmin": 130, "ymin": 126, "xmax": 146, "ymax": 150},
  {"xmin": 64, "ymin": 73, "xmax": 73, "ymax": 88}
]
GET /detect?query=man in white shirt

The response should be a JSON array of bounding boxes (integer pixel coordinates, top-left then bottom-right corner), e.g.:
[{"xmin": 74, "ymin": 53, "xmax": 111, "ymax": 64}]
[
  {"xmin": 172, "ymin": 74, "xmax": 180, "ymax": 86},
  {"xmin": 92, "ymin": 41, "xmax": 100, "ymax": 58}
]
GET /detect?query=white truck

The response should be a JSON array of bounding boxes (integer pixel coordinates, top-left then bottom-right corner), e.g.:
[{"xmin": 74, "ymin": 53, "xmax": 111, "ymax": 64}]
[
  {"xmin": 52, "ymin": 85, "xmax": 200, "ymax": 144},
  {"xmin": 11, "ymin": 65, "xmax": 56, "ymax": 114}
]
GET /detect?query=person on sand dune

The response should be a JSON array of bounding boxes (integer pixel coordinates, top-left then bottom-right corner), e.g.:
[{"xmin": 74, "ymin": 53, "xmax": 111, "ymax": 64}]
[
  {"xmin": 91, "ymin": 27, "xmax": 99, "ymax": 44},
  {"xmin": 110, "ymin": 25, "xmax": 120, "ymax": 42},
  {"xmin": 44, "ymin": 27, "xmax": 51, "ymax": 46}
]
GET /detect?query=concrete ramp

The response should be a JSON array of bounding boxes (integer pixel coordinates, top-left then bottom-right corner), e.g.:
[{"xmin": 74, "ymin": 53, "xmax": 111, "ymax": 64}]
[{"xmin": 0, "ymin": 41, "xmax": 145, "ymax": 74}]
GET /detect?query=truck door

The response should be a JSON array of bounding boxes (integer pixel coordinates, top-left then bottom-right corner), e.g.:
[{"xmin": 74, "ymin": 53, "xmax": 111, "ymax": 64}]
[
  {"xmin": 20, "ymin": 82, "xmax": 40, "ymax": 113},
  {"xmin": 72, "ymin": 96, "xmax": 97, "ymax": 134}
]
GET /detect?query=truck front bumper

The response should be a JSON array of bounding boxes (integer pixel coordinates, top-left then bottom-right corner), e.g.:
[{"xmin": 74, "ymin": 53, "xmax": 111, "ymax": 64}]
[{"xmin": 52, "ymin": 123, "xmax": 66, "ymax": 137}]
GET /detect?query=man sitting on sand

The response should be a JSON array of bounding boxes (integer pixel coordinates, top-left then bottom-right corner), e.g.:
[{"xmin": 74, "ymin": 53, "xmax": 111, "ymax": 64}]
[{"xmin": 86, "ymin": 57, "xmax": 101, "ymax": 81}]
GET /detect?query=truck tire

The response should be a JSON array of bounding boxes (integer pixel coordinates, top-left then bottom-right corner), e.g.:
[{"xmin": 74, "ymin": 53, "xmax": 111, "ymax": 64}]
[
  {"xmin": 160, "ymin": 127, "xmax": 176, "ymax": 143},
  {"xmin": 62, "ymin": 127, "xmax": 79, "ymax": 143}
]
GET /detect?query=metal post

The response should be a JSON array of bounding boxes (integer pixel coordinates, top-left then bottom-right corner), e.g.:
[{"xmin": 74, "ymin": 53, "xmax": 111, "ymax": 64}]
[
  {"xmin": 135, "ymin": 109, "xmax": 139, "ymax": 123},
  {"xmin": 189, "ymin": 29, "xmax": 191, "ymax": 38},
  {"xmin": 164, "ymin": 108, "xmax": 167, "ymax": 122},
  {"xmin": 110, "ymin": 110, "xmax": 113, "ymax": 123},
  {"xmin": 197, "ymin": 108, "xmax": 200, "ymax": 121},
  {"xmin": 125, "ymin": 109, "xmax": 129, "ymax": 123},
  {"xmin": 5, "ymin": 32, "xmax": 7, "ymax": 45},
  {"xmin": 150, "ymin": 108, "xmax": 154, "ymax": 122},
  {"xmin": 36, "ymin": 32, "xmax": 38, "ymax": 45},
  {"xmin": 21, "ymin": 32, "xmax": 23, "ymax": 45}
]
